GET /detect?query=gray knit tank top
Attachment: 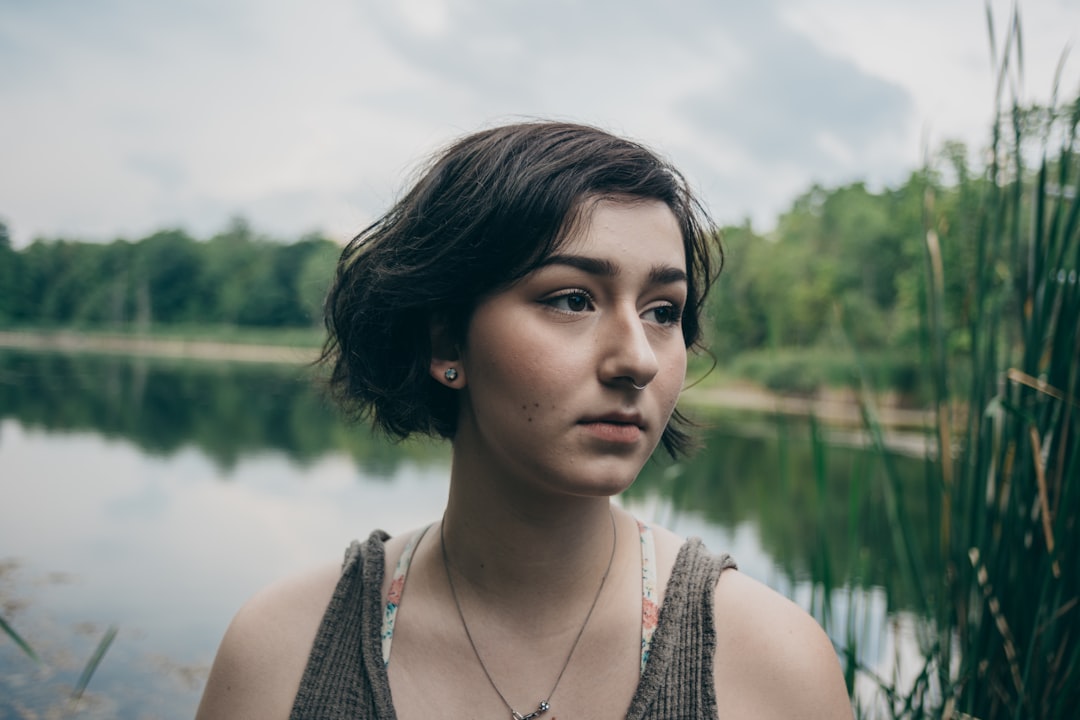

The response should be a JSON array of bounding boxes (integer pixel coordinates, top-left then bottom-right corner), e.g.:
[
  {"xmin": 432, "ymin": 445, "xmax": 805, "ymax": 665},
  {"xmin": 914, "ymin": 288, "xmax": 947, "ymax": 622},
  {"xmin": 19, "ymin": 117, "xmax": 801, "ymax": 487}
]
[{"xmin": 290, "ymin": 530, "xmax": 736, "ymax": 719}]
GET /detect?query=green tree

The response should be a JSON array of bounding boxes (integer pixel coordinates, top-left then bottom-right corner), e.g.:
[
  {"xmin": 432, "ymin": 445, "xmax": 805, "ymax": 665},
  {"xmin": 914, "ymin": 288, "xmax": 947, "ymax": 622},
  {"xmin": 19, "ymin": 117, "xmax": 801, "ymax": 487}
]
[
  {"xmin": 0, "ymin": 220, "xmax": 17, "ymax": 324},
  {"xmin": 295, "ymin": 235, "xmax": 340, "ymax": 325},
  {"xmin": 132, "ymin": 229, "xmax": 202, "ymax": 325}
]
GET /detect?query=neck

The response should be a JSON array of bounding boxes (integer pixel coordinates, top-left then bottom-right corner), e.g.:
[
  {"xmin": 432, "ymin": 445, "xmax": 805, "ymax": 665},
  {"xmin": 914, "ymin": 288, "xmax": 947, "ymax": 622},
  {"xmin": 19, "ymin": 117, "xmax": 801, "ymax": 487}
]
[{"xmin": 441, "ymin": 472, "xmax": 619, "ymax": 608}]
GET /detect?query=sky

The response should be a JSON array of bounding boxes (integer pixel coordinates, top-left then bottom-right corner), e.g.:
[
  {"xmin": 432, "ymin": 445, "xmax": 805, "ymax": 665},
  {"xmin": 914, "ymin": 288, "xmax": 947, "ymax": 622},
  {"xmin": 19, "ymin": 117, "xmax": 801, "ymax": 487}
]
[{"xmin": 2, "ymin": 0, "xmax": 1078, "ymax": 248}]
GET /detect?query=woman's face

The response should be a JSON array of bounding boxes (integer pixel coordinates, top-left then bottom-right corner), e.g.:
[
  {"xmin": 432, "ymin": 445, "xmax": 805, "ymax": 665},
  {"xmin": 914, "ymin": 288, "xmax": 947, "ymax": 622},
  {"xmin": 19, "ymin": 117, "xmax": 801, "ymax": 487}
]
[{"xmin": 446, "ymin": 198, "xmax": 688, "ymax": 499}]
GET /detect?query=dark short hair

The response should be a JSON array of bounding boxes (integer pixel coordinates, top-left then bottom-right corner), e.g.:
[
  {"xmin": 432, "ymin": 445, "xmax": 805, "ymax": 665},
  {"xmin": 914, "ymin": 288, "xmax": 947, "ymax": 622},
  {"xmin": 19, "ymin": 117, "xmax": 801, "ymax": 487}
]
[{"xmin": 320, "ymin": 121, "xmax": 722, "ymax": 457}]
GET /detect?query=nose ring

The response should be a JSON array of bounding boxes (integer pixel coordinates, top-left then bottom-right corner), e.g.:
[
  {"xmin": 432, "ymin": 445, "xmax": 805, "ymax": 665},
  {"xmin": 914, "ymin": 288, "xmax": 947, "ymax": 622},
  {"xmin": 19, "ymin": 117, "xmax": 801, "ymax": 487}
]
[{"xmin": 630, "ymin": 381, "xmax": 647, "ymax": 391}]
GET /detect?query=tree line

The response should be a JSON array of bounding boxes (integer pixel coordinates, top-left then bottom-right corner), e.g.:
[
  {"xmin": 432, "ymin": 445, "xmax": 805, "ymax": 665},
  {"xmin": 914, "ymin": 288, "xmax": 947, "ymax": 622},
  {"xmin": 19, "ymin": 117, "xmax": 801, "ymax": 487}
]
[
  {"xmin": 0, "ymin": 217, "xmax": 339, "ymax": 329},
  {"xmin": 756, "ymin": 144, "xmax": 989, "ymax": 344},
  {"xmin": 706, "ymin": 142, "xmax": 988, "ymax": 396},
  {"xmin": 1, "ymin": 136, "xmax": 1070, "ymax": 398},
  {"xmin": 707, "ymin": 126, "xmax": 1075, "ymax": 398}
]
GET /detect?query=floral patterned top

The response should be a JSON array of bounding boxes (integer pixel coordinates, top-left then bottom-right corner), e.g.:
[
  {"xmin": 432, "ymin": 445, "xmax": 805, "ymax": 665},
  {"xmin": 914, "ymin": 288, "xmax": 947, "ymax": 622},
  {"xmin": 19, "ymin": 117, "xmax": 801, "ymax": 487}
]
[{"xmin": 380, "ymin": 519, "xmax": 661, "ymax": 675}]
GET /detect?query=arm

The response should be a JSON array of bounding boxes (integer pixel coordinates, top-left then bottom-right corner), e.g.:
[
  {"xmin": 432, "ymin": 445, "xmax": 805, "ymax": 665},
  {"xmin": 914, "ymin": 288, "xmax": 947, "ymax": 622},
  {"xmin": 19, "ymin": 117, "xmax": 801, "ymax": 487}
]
[
  {"xmin": 712, "ymin": 570, "xmax": 853, "ymax": 719},
  {"xmin": 195, "ymin": 564, "xmax": 340, "ymax": 720}
]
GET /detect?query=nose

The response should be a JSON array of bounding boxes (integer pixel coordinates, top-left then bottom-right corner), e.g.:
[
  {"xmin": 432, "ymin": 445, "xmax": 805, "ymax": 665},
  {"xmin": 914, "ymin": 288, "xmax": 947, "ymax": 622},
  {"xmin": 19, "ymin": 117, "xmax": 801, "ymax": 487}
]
[{"xmin": 599, "ymin": 306, "xmax": 659, "ymax": 390}]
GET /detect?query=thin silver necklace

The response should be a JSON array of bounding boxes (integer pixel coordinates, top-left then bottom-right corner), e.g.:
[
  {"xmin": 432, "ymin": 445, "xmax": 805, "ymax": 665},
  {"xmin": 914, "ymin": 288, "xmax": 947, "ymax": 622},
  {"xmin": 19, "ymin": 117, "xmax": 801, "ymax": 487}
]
[{"xmin": 439, "ymin": 508, "xmax": 617, "ymax": 720}]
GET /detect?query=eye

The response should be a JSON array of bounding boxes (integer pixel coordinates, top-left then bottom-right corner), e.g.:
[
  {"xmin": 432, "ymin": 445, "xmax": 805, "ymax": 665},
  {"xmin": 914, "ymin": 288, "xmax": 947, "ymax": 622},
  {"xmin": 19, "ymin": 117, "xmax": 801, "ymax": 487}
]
[
  {"xmin": 543, "ymin": 290, "xmax": 594, "ymax": 314},
  {"xmin": 643, "ymin": 303, "xmax": 682, "ymax": 326}
]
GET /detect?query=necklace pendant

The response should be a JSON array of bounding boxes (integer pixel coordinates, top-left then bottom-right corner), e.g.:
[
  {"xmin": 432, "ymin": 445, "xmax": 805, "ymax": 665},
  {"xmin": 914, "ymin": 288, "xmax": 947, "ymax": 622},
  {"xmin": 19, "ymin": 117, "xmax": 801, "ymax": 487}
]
[{"xmin": 513, "ymin": 702, "xmax": 550, "ymax": 720}]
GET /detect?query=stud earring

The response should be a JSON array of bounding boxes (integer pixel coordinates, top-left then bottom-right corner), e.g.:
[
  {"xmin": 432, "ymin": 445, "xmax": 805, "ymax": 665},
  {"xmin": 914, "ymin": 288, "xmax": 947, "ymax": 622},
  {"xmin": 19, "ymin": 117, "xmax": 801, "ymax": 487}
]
[{"xmin": 444, "ymin": 368, "xmax": 458, "ymax": 382}]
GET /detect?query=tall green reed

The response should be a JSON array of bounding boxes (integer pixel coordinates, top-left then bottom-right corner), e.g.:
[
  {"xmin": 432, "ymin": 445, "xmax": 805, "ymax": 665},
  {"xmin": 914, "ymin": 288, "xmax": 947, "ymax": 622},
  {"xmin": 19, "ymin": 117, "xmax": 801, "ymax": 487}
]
[{"xmin": 844, "ymin": 6, "xmax": 1078, "ymax": 718}]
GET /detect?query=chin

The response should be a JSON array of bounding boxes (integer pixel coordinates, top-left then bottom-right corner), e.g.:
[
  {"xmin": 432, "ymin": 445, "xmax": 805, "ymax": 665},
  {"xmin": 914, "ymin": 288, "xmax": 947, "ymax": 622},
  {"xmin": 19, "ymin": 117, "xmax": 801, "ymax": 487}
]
[{"xmin": 558, "ymin": 463, "xmax": 644, "ymax": 499}]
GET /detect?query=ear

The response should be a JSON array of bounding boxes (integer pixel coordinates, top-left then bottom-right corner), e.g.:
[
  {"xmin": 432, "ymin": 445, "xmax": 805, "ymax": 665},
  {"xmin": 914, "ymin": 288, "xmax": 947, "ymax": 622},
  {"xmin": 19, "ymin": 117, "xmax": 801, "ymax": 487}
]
[{"xmin": 429, "ymin": 316, "xmax": 465, "ymax": 389}]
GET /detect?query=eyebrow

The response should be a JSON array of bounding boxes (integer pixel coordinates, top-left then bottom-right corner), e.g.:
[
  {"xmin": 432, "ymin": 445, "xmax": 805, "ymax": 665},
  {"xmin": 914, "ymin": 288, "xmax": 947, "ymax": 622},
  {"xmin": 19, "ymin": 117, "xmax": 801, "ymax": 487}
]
[{"xmin": 539, "ymin": 254, "xmax": 688, "ymax": 286}]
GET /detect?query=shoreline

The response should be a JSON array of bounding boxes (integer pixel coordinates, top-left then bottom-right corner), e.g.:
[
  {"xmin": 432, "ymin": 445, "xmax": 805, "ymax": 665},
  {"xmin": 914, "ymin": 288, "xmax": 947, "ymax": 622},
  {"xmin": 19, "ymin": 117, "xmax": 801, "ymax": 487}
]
[
  {"xmin": 0, "ymin": 329, "xmax": 316, "ymax": 365},
  {"xmin": 0, "ymin": 329, "xmax": 932, "ymax": 440}
]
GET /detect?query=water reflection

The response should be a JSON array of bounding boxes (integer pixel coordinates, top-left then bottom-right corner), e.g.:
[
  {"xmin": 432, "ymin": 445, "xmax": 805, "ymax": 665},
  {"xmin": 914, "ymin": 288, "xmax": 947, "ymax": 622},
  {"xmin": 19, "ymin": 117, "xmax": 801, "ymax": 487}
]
[
  {"xmin": 0, "ymin": 349, "xmax": 448, "ymax": 473},
  {"xmin": 0, "ymin": 350, "xmax": 925, "ymax": 716},
  {"xmin": 1, "ymin": 420, "xmax": 453, "ymax": 718},
  {"xmin": 631, "ymin": 414, "xmax": 928, "ymax": 609}
]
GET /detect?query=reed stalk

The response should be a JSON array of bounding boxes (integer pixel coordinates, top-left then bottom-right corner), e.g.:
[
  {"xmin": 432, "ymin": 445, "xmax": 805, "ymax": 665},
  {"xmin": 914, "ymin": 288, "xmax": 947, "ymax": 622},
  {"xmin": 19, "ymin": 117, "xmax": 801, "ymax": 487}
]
[{"xmin": 843, "ymin": 5, "xmax": 1079, "ymax": 717}]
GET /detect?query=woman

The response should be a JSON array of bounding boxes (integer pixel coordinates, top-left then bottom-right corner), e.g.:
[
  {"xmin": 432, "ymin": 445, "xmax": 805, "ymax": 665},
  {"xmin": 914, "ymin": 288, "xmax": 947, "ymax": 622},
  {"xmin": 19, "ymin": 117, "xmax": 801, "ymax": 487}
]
[{"xmin": 196, "ymin": 122, "xmax": 852, "ymax": 719}]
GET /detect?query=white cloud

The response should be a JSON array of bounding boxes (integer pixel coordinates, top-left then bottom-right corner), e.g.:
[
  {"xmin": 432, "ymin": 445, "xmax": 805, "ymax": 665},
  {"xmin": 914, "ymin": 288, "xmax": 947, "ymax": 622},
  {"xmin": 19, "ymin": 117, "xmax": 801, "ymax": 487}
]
[
  {"xmin": 780, "ymin": 0, "xmax": 1080, "ymax": 154},
  {"xmin": 1, "ymin": 0, "xmax": 1077, "ymax": 246}
]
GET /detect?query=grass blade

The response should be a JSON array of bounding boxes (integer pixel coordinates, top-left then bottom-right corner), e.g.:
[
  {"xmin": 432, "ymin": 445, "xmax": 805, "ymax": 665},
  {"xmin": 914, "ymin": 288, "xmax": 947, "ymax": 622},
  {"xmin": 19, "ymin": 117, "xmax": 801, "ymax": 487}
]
[
  {"xmin": 69, "ymin": 625, "xmax": 118, "ymax": 703},
  {"xmin": 0, "ymin": 613, "xmax": 41, "ymax": 664}
]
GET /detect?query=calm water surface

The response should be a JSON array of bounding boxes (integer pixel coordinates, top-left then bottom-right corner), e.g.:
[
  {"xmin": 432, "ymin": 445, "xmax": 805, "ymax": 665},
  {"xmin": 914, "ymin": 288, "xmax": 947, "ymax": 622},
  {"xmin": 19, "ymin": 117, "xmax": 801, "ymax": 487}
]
[{"xmin": 0, "ymin": 351, "xmax": 922, "ymax": 717}]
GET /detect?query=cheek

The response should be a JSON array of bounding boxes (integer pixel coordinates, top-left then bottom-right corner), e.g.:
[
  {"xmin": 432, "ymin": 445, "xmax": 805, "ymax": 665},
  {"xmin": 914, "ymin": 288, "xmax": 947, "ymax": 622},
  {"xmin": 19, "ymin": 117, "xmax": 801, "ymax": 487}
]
[
  {"xmin": 658, "ymin": 346, "xmax": 687, "ymax": 405},
  {"xmin": 470, "ymin": 353, "xmax": 562, "ymax": 433},
  {"xmin": 466, "ymin": 320, "xmax": 545, "ymax": 400},
  {"xmin": 465, "ymin": 319, "xmax": 585, "ymax": 421}
]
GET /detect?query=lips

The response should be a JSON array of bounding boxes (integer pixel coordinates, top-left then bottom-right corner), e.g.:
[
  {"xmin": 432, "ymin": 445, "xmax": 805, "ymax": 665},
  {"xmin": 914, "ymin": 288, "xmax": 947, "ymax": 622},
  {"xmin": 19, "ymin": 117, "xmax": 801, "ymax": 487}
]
[
  {"xmin": 578, "ymin": 410, "xmax": 646, "ymax": 443},
  {"xmin": 580, "ymin": 410, "xmax": 646, "ymax": 428}
]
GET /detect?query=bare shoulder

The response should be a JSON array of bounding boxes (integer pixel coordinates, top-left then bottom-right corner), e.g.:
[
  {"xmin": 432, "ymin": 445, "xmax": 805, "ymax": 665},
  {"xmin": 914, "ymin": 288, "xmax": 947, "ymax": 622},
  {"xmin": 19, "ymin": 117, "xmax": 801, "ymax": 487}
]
[
  {"xmin": 712, "ymin": 569, "xmax": 852, "ymax": 719},
  {"xmin": 194, "ymin": 562, "xmax": 342, "ymax": 720}
]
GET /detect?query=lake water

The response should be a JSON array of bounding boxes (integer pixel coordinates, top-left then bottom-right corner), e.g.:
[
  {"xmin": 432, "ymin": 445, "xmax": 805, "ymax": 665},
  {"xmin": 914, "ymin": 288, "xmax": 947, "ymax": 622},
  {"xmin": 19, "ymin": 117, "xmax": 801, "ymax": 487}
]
[{"xmin": 0, "ymin": 350, "xmax": 925, "ymax": 717}]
